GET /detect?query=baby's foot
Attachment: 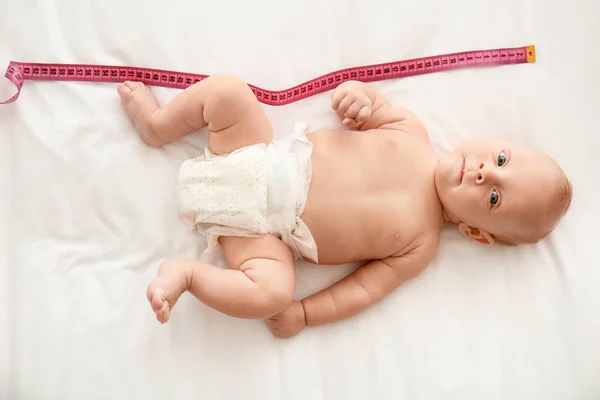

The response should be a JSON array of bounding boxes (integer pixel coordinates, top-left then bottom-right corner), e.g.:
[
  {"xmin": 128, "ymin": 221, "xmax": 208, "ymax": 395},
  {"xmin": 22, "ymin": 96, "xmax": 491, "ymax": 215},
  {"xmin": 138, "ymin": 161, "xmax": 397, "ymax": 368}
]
[
  {"xmin": 117, "ymin": 81, "xmax": 164, "ymax": 147},
  {"xmin": 146, "ymin": 259, "xmax": 191, "ymax": 324},
  {"xmin": 147, "ymin": 287, "xmax": 171, "ymax": 324}
]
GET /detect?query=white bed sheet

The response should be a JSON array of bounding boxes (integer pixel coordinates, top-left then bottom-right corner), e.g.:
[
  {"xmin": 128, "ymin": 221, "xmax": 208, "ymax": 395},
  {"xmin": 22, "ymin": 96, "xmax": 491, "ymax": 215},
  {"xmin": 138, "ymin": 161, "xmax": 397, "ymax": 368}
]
[{"xmin": 2, "ymin": 0, "xmax": 600, "ymax": 399}]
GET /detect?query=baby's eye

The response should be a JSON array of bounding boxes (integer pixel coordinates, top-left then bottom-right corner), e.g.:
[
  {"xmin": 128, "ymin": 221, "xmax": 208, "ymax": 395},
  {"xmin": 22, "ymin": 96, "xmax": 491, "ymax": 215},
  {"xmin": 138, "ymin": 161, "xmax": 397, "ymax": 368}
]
[
  {"xmin": 490, "ymin": 189, "xmax": 499, "ymax": 206},
  {"xmin": 497, "ymin": 151, "xmax": 507, "ymax": 167}
]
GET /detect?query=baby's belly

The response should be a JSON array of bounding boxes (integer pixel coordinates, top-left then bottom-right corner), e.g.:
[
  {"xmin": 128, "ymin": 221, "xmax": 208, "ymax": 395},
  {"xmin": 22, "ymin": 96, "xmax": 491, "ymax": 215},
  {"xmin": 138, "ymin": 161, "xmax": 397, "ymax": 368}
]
[
  {"xmin": 302, "ymin": 204, "xmax": 405, "ymax": 264},
  {"xmin": 301, "ymin": 129, "xmax": 435, "ymax": 264},
  {"xmin": 301, "ymin": 194, "xmax": 410, "ymax": 264}
]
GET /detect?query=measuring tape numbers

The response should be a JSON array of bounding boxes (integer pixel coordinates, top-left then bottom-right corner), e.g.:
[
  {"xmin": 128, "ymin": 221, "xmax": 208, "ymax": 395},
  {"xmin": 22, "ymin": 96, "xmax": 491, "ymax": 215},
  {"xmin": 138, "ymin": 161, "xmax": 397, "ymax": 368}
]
[{"xmin": 1, "ymin": 45, "xmax": 535, "ymax": 106}]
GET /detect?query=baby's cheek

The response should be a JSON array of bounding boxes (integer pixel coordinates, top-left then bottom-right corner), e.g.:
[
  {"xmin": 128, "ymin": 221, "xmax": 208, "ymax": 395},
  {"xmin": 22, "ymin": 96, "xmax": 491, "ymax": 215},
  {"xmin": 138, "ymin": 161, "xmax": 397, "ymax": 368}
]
[{"xmin": 454, "ymin": 190, "xmax": 482, "ymax": 217}]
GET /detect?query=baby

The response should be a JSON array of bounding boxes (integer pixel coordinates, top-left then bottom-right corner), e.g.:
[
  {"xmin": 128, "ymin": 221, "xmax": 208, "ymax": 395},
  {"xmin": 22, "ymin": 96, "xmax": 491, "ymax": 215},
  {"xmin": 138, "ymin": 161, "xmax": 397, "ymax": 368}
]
[{"xmin": 117, "ymin": 75, "xmax": 572, "ymax": 338}]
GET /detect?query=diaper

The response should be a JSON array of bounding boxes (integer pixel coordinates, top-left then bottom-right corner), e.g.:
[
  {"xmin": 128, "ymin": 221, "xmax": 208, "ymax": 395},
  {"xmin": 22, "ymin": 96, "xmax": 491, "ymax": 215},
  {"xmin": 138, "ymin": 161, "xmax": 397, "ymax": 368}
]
[{"xmin": 177, "ymin": 124, "xmax": 318, "ymax": 263}]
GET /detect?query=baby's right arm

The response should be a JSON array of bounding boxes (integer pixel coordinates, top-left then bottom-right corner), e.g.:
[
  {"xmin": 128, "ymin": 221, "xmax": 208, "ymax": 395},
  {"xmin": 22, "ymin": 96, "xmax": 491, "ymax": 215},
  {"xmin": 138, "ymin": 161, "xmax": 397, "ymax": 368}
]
[
  {"xmin": 265, "ymin": 239, "xmax": 438, "ymax": 338},
  {"xmin": 331, "ymin": 81, "xmax": 427, "ymax": 137}
]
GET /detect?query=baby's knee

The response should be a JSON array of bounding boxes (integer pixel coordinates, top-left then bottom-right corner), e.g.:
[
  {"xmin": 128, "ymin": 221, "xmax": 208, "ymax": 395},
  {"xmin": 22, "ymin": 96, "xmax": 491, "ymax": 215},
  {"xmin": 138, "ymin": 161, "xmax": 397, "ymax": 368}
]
[
  {"xmin": 207, "ymin": 74, "xmax": 252, "ymax": 103},
  {"xmin": 240, "ymin": 258, "xmax": 295, "ymax": 318},
  {"xmin": 202, "ymin": 74, "xmax": 255, "ymax": 126}
]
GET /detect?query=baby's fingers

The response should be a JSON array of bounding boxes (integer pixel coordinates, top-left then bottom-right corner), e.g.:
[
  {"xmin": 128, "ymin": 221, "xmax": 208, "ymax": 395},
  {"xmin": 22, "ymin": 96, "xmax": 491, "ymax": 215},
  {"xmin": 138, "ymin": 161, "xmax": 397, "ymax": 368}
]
[
  {"xmin": 355, "ymin": 105, "xmax": 371, "ymax": 122},
  {"xmin": 343, "ymin": 117, "xmax": 359, "ymax": 127},
  {"xmin": 331, "ymin": 89, "xmax": 348, "ymax": 110},
  {"xmin": 336, "ymin": 95, "xmax": 354, "ymax": 114},
  {"xmin": 344, "ymin": 101, "xmax": 365, "ymax": 118}
]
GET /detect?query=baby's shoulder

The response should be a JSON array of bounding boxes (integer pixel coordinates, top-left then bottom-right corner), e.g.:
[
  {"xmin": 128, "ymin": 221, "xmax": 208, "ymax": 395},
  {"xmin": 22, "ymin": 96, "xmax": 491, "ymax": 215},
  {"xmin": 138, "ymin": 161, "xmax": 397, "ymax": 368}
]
[
  {"xmin": 398, "ymin": 202, "xmax": 443, "ymax": 252},
  {"xmin": 388, "ymin": 229, "xmax": 440, "ymax": 271}
]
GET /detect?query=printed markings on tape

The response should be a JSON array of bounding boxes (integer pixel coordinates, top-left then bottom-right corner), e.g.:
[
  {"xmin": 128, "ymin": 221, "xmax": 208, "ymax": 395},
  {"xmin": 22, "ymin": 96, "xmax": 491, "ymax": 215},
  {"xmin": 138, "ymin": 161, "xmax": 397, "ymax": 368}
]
[{"xmin": 1, "ymin": 45, "xmax": 536, "ymax": 106}]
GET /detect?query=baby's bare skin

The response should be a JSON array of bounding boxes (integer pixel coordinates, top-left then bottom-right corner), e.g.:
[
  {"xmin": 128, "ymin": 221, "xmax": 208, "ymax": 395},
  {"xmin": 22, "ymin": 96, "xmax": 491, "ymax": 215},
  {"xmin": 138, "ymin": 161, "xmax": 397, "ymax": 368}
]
[
  {"xmin": 303, "ymin": 128, "xmax": 442, "ymax": 265},
  {"xmin": 284, "ymin": 84, "xmax": 443, "ymax": 335},
  {"xmin": 117, "ymin": 75, "xmax": 568, "ymax": 339}
]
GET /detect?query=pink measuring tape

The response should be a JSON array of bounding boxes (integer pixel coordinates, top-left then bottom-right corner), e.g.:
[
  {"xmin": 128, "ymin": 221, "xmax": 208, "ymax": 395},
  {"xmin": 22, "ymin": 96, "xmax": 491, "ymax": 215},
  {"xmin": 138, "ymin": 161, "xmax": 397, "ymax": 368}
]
[{"xmin": 1, "ymin": 45, "xmax": 535, "ymax": 106}]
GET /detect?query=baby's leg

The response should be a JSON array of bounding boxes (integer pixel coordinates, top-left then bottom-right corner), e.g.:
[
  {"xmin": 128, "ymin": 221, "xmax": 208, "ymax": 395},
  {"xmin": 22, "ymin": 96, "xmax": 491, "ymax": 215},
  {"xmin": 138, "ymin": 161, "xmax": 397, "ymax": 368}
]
[
  {"xmin": 146, "ymin": 235, "xmax": 295, "ymax": 323},
  {"xmin": 118, "ymin": 74, "xmax": 273, "ymax": 153}
]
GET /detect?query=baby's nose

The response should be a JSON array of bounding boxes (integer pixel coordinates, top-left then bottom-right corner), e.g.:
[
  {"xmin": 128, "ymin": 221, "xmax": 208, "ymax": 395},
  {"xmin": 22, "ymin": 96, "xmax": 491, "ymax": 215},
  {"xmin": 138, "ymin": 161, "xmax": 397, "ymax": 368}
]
[
  {"xmin": 476, "ymin": 161, "xmax": 486, "ymax": 184},
  {"xmin": 476, "ymin": 161, "xmax": 499, "ymax": 185}
]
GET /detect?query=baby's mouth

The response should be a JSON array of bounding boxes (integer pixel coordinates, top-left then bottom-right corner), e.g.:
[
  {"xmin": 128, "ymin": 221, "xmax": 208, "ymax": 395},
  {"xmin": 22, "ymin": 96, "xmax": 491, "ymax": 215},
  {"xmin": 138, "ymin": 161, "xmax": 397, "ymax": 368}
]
[{"xmin": 459, "ymin": 157, "xmax": 465, "ymax": 184}]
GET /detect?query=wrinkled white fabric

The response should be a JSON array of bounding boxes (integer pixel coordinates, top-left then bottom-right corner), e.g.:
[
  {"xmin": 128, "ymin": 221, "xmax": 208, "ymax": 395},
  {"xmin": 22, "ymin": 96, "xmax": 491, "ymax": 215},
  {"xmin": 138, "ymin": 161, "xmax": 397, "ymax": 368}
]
[
  {"xmin": 178, "ymin": 124, "xmax": 317, "ymax": 263},
  {"xmin": 3, "ymin": 0, "xmax": 600, "ymax": 398}
]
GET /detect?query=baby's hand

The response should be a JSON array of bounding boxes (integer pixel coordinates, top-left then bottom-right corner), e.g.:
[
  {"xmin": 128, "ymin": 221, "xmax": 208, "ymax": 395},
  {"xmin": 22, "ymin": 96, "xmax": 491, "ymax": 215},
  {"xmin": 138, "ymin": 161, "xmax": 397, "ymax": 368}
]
[
  {"xmin": 331, "ymin": 81, "xmax": 374, "ymax": 128},
  {"xmin": 265, "ymin": 301, "xmax": 306, "ymax": 339}
]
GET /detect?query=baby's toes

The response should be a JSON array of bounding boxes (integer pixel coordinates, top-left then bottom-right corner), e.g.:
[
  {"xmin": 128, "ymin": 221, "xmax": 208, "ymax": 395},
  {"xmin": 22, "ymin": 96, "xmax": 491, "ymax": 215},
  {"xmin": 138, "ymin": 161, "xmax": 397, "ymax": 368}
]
[
  {"xmin": 117, "ymin": 83, "xmax": 133, "ymax": 101},
  {"xmin": 124, "ymin": 81, "xmax": 142, "ymax": 90},
  {"xmin": 156, "ymin": 302, "xmax": 171, "ymax": 324},
  {"xmin": 150, "ymin": 289, "xmax": 167, "ymax": 312}
]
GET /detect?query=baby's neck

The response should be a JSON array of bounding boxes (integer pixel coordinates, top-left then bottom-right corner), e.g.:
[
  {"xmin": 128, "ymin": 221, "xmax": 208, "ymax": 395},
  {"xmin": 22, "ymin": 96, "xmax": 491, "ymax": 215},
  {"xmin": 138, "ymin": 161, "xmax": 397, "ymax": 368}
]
[{"xmin": 440, "ymin": 207, "xmax": 457, "ymax": 225}]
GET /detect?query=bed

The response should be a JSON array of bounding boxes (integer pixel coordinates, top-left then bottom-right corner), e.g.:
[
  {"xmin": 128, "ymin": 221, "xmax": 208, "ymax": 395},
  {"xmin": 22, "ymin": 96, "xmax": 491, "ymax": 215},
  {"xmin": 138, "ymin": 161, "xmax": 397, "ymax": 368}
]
[{"xmin": 1, "ymin": 0, "xmax": 599, "ymax": 399}]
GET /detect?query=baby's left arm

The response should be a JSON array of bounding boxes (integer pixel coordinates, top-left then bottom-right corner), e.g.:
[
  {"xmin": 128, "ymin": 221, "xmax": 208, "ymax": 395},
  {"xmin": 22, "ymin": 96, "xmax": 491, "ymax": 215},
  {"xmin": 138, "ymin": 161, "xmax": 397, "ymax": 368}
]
[
  {"xmin": 266, "ymin": 244, "xmax": 435, "ymax": 338},
  {"xmin": 331, "ymin": 81, "xmax": 427, "ymax": 137}
]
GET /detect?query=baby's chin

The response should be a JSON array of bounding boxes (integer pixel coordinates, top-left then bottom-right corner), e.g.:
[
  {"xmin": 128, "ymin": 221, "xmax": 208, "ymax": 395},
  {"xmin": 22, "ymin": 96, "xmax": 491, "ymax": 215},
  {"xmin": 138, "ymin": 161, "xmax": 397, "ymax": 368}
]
[
  {"xmin": 433, "ymin": 153, "xmax": 450, "ymax": 172},
  {"xmin": 433, "ymin": 153, "xmax": 457, "ymax": 187}
]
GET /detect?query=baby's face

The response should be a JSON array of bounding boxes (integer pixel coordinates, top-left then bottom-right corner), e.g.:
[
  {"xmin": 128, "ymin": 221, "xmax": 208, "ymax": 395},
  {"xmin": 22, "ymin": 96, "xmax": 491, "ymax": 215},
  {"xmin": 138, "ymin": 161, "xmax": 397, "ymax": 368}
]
[{"xmin": 434, "ymin": 139, "xmax": 562, "ymax": 241}]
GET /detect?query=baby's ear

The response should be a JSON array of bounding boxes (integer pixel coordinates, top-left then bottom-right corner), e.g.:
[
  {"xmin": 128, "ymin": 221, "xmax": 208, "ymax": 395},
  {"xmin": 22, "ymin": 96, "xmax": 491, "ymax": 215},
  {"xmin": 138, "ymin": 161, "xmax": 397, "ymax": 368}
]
[{"xmin": 457, "ymin": 223, "xmax": 495, "ymax": 245}]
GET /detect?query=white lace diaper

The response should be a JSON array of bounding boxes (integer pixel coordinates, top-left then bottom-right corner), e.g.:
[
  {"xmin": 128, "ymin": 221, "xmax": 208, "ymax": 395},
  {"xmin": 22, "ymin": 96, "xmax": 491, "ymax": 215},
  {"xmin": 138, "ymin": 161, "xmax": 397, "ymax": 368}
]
[{"xmin": 177, "ymin": 124, "xmax": 318, "ymax": 263}]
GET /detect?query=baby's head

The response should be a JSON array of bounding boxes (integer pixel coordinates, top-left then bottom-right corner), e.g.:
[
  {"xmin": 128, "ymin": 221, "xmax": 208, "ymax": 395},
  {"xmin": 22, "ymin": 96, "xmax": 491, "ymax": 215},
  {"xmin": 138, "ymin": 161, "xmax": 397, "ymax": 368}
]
[{"xmin": 434, "ymin": 139, "xmax": 572, "ymax": 245}]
